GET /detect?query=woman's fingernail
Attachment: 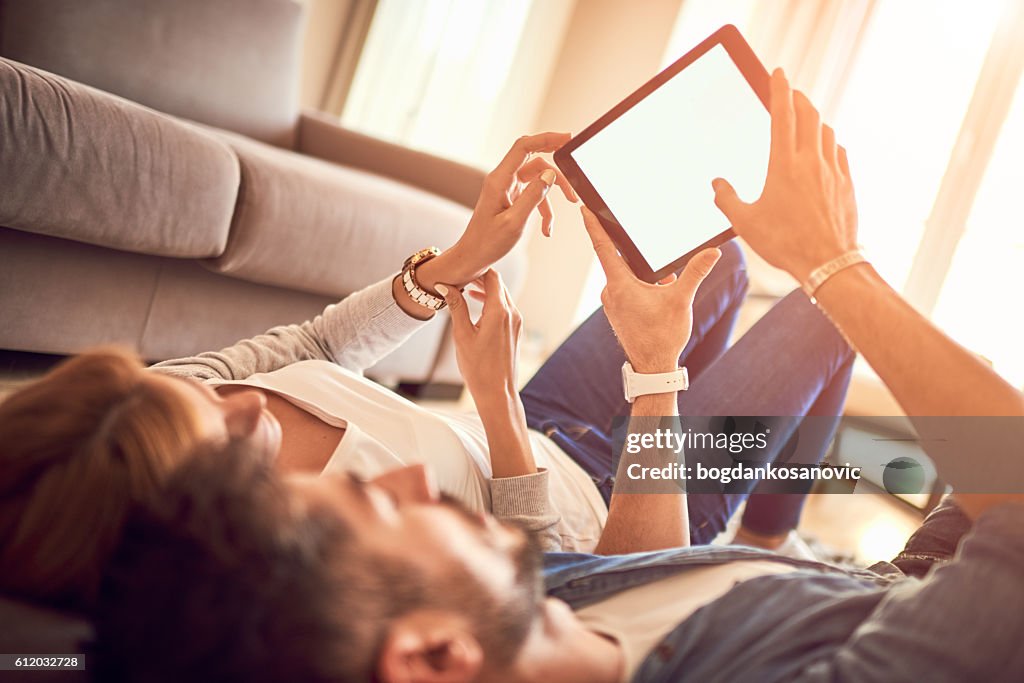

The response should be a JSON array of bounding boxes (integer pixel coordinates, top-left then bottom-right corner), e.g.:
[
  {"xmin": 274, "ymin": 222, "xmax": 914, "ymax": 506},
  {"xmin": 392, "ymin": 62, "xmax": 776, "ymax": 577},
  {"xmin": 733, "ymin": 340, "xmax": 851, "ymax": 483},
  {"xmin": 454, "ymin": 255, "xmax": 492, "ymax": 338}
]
[
  {"xmin": 435, "ymin": 284, "xmax": 449, "ymax": 296},
  {"xmin": 540, "ymin": 169, "xmax": 556, "ymax": 186}
]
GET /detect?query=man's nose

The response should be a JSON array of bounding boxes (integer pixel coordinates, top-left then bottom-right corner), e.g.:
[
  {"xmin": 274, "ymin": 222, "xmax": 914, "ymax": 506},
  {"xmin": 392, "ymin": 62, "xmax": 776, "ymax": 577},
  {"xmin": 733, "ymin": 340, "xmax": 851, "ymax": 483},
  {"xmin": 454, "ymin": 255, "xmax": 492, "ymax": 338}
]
[{"xmin": 371, "ymin": 464, "xmax": 439, "ymax": 505}]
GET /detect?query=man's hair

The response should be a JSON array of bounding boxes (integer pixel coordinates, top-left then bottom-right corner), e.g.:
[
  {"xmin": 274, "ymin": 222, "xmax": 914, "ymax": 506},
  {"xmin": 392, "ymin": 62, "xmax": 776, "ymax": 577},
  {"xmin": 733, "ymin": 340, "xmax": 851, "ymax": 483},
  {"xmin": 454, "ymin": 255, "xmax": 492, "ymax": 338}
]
[
  {"xmin": 0, "ymin": 348, "xmax": 207, "ymax": 611},
  {"xmin": 97, "ymin": 444, "xmax": 542, "ymax": 682}
]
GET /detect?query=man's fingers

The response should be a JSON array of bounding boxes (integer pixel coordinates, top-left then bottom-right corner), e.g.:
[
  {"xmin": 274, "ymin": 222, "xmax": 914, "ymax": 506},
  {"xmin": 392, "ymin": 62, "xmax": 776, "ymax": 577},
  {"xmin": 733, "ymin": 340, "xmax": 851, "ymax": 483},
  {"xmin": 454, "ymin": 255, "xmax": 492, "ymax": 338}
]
[
  {"xmin": 793, "ymin": 90, "xmax": 821, "ymax": 155},
  {"xmin": 769, "ymin": 68, "xmax": 795, "ymax": 160},
  {"xmin": 838, "ymin": 145, "xmax": 852, "ymax": 180},
  {"xmin": 580, "ymin": 206, "xmax": 631, "ymax": 281},
  {"xmin": 822, "ymin": 124, "xmax": 838, "ymax": 167},
  {"xmin": 436, "ymin": 283, "xmax": 473, "ymax": 337},
  {"xmin": 492, "ymin": 132, "xmax": 572, "ymax": 185},
  {"xmin": 657, "ymin": 273, "xmax": 677, "ymax": 285},
  {"xmin": 674, "ymin": 248, "xmax": 721, "ymax": 299},
  {"xmin": 711, "ymin": 177, "xmax": 748, "ymax": 225},
  {"xmin": 516, "ymin": 157, "xmax": 577, "ymax": 202}
]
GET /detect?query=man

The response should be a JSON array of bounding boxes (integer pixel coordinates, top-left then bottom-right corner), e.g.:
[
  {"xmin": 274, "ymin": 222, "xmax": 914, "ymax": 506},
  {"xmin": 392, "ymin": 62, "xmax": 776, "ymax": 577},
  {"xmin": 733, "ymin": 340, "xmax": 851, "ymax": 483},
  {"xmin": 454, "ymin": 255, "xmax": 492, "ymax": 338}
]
[{"xmin": 97, "ymin": 68, "xmax": 1024, "ymax": 682}]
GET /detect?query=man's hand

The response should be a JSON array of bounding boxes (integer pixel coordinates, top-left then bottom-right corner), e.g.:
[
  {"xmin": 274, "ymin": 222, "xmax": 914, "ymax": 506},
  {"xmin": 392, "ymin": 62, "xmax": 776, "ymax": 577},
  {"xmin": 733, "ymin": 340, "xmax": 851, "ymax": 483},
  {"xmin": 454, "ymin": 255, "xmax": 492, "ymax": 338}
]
[
  {"xmin": 712, "ymin": 68, "xmax": 858, "ymax": 284},
  {"xmin": 417, "ymin": 133, "xmax": 578, "ymax": 293},
  {"xmin": 581, "ymin": 207, "xmax": 721, "ymax": 373}
]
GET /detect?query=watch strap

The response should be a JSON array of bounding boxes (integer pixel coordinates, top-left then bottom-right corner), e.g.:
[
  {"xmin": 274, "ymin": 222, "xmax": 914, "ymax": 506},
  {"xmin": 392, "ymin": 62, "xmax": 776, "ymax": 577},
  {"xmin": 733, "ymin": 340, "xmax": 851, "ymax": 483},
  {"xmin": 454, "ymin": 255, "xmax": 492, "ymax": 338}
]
[
  {"xmin": 802, "ymin": 248, "xmax": 866, "ymax": 303},
  {"xmin": 401, "ymin": 268, "xmax": 446, "ymax": 311},
  {"xmin": 401, "ymin": 247, "xmax": 446, "ymax": 311},
  {"xmin": 622, "ymin": 361, "xmax": 689, "ymax": 403}
]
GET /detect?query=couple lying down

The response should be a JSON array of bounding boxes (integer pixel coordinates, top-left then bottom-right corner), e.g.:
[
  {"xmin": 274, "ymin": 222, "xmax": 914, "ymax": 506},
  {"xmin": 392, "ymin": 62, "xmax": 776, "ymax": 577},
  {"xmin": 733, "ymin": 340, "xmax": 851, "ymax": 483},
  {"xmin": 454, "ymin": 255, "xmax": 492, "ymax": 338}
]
[{"xmin": 3, "ymin": 69, "xmax": 1024, "ymax": 682}]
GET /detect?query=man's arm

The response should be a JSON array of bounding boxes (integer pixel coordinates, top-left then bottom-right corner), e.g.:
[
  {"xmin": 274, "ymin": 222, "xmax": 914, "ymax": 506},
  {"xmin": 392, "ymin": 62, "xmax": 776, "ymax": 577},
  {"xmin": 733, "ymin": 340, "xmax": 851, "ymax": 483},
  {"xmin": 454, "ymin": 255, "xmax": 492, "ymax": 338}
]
[
  {"xmin": 580, "ymin": 207, "xmax": 722, "ymax": 554},
  {"xmin": 814, "ymin": 264, "xmax": 1024, "ymax": 417},
  {"xmin": 594, "ymin": 392, "xmax": 689, "ymax": 555},
  {"xmin": 713, "ymin": 68, "xmax": 1024, "ymax": 520}
]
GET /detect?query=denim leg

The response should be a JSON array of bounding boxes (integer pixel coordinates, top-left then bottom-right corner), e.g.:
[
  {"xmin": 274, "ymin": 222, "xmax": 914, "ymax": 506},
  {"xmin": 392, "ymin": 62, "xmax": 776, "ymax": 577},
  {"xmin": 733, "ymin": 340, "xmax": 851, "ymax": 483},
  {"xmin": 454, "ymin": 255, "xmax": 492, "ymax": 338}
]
[
  {"xmin": 521, "ymin": 240, "xmax": 749, "ymax": 497},
  {"xmin": 678, "ymin": 290, "xmax": 855, "ymax": 543},
  {"xmin": 739, "ymin": 353, "xmax": 855, "ymax": 537}
]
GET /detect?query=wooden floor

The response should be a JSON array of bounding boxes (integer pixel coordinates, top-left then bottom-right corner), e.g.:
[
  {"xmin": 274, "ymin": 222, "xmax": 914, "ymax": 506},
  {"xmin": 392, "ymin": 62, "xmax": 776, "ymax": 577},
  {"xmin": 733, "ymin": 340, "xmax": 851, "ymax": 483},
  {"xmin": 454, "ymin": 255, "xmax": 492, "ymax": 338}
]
[{"xmin": 799, "ymin": 491, "xmax": 922, "ymax": 565}]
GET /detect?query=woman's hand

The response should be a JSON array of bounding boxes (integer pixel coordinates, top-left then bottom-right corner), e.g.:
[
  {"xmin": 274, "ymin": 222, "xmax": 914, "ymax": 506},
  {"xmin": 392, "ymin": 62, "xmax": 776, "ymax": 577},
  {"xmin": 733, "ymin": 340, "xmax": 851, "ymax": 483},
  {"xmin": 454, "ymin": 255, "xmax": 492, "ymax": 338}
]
[
  {"xmin": 437, "ymin": 269, "xmax": 523, "ymax": 404},
  {"xmin": 437, "ymin": 271, "xmax": 537, "ymax": 478},
  {"xmin": 417, "ymin": 133, "xmax": 577, "ymax": 292},
  {"xmin": 581, "ymin": 207, "xmax": 721, "ymax": 373},
  {"xmin": 712, "ymin": 68, "xmax": 858, "ymax": 284}
]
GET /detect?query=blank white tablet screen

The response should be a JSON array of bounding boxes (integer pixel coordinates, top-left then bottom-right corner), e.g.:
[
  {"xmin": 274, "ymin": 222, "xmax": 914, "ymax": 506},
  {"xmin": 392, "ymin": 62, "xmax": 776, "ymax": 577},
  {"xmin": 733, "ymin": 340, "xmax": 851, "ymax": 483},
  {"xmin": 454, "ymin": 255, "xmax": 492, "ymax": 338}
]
[{"xmin": 571, "ymin": 44, "xmax": 770, "ymax": 273}]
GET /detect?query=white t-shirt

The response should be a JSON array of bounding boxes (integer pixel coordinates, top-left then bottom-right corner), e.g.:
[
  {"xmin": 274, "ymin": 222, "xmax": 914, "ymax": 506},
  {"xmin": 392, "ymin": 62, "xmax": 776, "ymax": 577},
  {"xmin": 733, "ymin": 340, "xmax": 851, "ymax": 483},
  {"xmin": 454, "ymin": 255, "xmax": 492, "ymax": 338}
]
[
  {"xmin": 209, "ymin": 360, "xmax": 607, "ymax": 552},
  {"xmin": 576, "ymin": 560, "xmax": 799, "ymax": 681}
]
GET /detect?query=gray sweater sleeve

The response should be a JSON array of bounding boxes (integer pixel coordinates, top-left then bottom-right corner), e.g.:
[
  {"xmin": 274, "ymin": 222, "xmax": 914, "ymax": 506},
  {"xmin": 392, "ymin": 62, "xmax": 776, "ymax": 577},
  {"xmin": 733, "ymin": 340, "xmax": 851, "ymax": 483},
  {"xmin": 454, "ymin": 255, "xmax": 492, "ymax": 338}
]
[
  {"xmin": 150, "ymin": 277, "xmax": 426, "ymax": 381},
  {"xmin": 489, "ymin": 469, "xmax": 563, "ymax": 552}
]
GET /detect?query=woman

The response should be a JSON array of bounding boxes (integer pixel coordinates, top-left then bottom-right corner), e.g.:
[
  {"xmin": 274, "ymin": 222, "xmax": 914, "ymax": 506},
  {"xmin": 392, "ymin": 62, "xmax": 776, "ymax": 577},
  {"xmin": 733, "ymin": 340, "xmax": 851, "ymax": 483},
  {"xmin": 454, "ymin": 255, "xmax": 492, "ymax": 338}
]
[{"xmin": 0, "ymin": 131, "xmax": 853, "ymax": 611}]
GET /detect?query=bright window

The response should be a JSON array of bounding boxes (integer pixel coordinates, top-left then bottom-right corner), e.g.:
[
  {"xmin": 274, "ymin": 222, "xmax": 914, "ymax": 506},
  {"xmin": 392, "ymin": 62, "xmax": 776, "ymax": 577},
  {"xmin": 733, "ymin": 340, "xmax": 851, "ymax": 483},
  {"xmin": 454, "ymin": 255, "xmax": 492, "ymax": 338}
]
[
  {"xmin": 932, "ymin": 73, "xmax": 1024, "ymax": 387},
  {"xmin": 832, "ymin": 0, "xmax": 1002, "ymax": 290},
  {"xmin": 341, "ymin": 0, "xmax": 534, "ymax": 166}
]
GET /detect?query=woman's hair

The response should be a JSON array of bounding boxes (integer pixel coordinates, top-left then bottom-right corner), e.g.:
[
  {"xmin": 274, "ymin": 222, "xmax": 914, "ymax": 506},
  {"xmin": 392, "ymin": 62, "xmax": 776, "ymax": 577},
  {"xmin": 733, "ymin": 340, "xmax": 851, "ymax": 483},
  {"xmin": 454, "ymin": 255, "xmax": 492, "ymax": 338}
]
[{"xmin": 0, "ymin": 347, "xmax": 208, "ymax": 611}]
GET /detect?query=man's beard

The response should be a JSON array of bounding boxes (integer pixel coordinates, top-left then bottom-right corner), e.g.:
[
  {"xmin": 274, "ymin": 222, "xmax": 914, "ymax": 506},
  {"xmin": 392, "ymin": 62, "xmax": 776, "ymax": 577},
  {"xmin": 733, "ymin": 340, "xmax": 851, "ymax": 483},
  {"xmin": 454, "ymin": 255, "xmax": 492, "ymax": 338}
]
[{"xmin": 431, "ymin": 493, "xmax": 546, "ymax": 663}]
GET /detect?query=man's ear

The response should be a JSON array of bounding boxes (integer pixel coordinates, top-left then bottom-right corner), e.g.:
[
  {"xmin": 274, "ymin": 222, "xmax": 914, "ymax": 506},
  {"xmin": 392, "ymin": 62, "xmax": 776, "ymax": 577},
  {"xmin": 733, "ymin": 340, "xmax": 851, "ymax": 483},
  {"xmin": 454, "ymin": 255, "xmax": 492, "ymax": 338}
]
[
  {"xmin": 376, "ymin": 612, "xmax": 484, "ymax": 683},
  {"xmin": 223, "ymin": 390, "xmax": 265, "ymax": 440}
]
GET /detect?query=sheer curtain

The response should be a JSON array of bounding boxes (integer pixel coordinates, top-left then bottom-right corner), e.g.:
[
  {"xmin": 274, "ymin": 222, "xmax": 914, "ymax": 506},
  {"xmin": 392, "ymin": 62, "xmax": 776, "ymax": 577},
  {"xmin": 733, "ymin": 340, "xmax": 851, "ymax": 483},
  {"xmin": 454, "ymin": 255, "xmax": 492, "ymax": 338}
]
[
  {"xmin": 341, "ymin": 0, "xmax": 535, "ymax": 166},
  {"xmin": 657, "ymin": 0, "xmax": 1024, "ymax": 387}
]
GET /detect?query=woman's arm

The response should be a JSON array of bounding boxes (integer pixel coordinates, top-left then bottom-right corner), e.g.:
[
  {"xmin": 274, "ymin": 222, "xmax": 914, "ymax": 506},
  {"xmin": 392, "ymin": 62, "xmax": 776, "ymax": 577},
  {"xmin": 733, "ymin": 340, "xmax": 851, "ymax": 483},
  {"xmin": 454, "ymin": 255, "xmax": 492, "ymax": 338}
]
[
  {"xmin": 153, "ymin": 133, "xmax": 575, "ymax": 383},
  {"xmin": 438, "ymin": 269, "xmax": 573, "ymax": 550},
  {"xmin": 441, "ymin": 270, "xmax": 537, "ymax": 478},
  {"xmin": 150, "ymin": 276, "xmax": 428, "ymax": 381}
]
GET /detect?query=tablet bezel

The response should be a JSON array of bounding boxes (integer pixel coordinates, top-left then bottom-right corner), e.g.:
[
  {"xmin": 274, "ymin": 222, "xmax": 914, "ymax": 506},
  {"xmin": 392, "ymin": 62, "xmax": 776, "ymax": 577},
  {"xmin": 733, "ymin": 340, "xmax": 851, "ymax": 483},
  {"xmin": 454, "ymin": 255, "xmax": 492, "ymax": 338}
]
[{"xmin": 554, "ymin": 24, "xmax": 771, "ymax": 283}]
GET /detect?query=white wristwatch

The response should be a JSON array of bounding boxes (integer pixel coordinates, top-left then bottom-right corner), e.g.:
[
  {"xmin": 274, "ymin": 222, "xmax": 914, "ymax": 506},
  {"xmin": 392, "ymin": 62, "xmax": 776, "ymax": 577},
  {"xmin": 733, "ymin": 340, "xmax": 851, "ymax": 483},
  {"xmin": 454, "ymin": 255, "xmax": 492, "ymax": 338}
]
[{"xmin": 621, "ymin": 361, "xmax": 689, "ymax": 403}]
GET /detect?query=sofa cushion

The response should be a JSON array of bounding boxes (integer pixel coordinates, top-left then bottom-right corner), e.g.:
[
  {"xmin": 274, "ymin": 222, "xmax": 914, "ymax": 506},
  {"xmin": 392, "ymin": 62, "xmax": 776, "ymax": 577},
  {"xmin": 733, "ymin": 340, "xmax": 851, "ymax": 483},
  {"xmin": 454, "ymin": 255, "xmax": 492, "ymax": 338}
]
[
  {"xmin": 0, "ymin": 0, "xmax": 303, "ymax": 148},
  {"xmin": 205, "ymin": 131, "xmax": 476, "ymax": 298},
  {"xmin": 0, "ymin": 58, "xmax": 239, "ymax": 258}
]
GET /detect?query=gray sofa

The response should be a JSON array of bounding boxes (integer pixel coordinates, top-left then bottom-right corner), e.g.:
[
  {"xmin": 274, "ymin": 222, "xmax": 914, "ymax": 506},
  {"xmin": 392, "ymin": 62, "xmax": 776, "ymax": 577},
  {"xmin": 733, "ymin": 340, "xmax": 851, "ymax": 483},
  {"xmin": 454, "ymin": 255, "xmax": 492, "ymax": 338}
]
[{"xmin": 0, "ymin": 0, "xmax": 527, "ymax": 386}]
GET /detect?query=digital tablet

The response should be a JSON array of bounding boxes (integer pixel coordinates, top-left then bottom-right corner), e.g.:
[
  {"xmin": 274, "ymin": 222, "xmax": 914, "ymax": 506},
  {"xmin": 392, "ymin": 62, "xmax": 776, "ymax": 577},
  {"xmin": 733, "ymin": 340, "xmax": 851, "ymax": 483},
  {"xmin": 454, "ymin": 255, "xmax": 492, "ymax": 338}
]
[{"xmin": 554, "ymin": 25, "xmax": 772, "ymax": 283}]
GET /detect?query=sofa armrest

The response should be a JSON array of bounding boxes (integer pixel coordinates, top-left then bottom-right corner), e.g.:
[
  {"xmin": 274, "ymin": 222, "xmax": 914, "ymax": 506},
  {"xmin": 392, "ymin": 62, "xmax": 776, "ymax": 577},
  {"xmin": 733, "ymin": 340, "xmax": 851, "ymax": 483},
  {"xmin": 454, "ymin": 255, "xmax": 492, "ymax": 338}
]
[{"xmin": 296, "ymin": 110, "xmax": 485, "ymax": 209}]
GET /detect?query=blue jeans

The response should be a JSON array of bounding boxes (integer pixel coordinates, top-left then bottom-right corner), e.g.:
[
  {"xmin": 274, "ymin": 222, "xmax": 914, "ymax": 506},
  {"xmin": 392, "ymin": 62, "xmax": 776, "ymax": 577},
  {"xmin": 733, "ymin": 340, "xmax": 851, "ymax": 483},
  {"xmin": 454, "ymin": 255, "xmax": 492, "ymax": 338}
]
[{"xmin": 521, "ymin": 241, "xmax": 855, "ymax": 545}]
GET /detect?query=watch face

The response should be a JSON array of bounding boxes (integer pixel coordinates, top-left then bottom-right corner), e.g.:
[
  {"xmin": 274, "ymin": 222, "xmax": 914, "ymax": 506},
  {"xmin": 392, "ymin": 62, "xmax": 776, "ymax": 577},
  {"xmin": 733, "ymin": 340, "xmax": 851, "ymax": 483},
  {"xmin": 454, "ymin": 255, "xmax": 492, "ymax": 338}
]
[{"xmin": 405, "ymin": 247, "xmax": 440, "ymax": 269}]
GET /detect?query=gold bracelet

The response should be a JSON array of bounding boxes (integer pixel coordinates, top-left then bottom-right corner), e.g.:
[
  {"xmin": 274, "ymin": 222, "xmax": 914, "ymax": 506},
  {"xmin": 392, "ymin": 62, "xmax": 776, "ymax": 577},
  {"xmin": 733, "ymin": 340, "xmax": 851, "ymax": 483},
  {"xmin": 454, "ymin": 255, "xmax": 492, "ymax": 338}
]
[{"xmin": 802, "ymin": 248, "xmax": 867, "ymax": 303}]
